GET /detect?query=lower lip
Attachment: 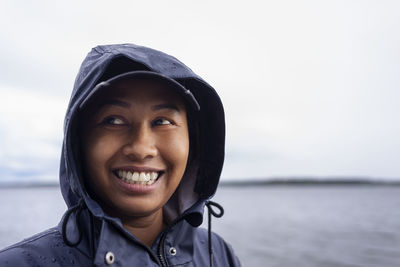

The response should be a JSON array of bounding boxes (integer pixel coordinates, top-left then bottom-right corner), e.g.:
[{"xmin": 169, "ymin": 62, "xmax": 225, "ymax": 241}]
[{"xmin": 113, "ymin": 173, "xmax": 162, "ymax": 194}]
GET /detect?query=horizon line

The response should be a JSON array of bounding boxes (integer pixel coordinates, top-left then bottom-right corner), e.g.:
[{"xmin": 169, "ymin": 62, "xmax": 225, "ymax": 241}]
[{"xmin": 1, "ymin": 176, "xmax": 400, "ymax": 188}]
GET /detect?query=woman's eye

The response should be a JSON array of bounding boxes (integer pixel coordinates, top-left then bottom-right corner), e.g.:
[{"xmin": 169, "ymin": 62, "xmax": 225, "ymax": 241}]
[
  {"xmin": 153, "ymin": 118, "xmax": 172, "ymax": 126},
  {"xmin": 103, "ymin": 116, "xmax": 126, "ymax": 125}
]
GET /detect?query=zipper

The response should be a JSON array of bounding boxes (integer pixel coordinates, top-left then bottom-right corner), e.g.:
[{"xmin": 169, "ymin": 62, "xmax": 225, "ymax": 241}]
[{"xmin": 157, "ymin": 232, "xmax": 168, "ymax": 267}]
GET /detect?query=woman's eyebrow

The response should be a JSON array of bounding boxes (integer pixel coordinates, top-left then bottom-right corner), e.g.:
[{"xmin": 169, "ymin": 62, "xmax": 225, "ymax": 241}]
[{"xmin": 151, "ymin": 103, "xmax": 181, "ymax": 112}]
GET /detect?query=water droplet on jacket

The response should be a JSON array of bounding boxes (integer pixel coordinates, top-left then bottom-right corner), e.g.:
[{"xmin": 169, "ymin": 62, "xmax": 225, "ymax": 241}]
[
  {"xmin": 52, "ymin": 258, "xmax": 57, "ymax": 263},
  {"xmin": 71, "ymin": 259, "xmax": 75, "ymax": 264}
]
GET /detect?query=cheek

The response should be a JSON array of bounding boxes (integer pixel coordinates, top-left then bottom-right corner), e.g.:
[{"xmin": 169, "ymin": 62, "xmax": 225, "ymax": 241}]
[
  {"xmin": 160, "ymin": 131, "xmax": 190, "ymax": 170},
  {"xmin": 83, "ymin": 132, "xmax": 121, "ymax": 171}
]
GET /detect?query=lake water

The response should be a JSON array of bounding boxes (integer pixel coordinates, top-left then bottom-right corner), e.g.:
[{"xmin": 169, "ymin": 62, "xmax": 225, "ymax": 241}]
[{"xmin": 0, "ymin": 185, "xmax": 399, "ymax": 267}]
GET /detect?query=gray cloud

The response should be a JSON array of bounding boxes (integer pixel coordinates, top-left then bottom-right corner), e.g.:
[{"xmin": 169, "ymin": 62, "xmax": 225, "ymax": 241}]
[{"xmin": 0, "ymin": 0, "xmax": 399, "ymax": 182}]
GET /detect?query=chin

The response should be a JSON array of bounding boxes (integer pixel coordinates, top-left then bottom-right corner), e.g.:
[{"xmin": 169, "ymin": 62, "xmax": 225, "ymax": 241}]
[{"xmin": 108, "ymin": 196, "xmax": 164, "ymax": 219}]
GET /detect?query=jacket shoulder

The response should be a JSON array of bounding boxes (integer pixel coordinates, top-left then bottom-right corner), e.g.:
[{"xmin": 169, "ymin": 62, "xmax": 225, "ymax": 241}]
[
  {"xmin": 0, "ymin": 227, "xmax": 91, "ymax": 267},
  {"xmin": 193, "ymin": 227, "xmax": 242, "ymax": 267}
]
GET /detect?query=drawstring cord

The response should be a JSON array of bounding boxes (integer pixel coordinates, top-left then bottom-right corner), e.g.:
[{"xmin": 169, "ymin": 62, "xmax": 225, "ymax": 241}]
[
  {"xmin": 62, "ymin": 199, "xmax": 85, "ymax": 247},
  {"xmin": 205, "ymin": 200, "xmax": 224, "ymax": 267}
]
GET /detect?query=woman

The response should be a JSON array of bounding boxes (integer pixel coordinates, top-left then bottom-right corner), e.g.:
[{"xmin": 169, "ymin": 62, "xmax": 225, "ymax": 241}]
[{"xmin": 0, "ymin": 43, "xmax": 241, "ymax": 266}]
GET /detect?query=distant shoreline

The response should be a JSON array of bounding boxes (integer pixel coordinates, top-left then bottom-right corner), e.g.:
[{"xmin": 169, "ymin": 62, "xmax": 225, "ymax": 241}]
[
  {"xmin": 1, "ymin": 178, "xmax": 400, "ymax": 188},
  {"xmin": 0, "ymin": 182, "xmax": 60, "ymax": 188},
  {"xmin": 219, "ymin": 179, "xmax": 400, "ymax": 187}
]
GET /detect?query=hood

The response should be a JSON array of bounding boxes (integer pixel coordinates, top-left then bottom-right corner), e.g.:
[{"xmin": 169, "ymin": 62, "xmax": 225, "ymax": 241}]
[{"xmin": 59, "ymin": 43, "xmax": 225, "ymax": 227}]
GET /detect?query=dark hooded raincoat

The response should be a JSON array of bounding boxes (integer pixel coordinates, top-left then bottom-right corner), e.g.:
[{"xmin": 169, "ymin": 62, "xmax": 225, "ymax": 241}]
[{"xmin": 0, "ymin": 44, "xmax": 241, "ymax": 267}]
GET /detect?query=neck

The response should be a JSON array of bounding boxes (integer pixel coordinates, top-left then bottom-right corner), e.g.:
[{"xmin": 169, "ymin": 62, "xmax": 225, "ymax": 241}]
[{"xmin": 121, "ymin": 209, "xmax": 166, "ymax": 247}]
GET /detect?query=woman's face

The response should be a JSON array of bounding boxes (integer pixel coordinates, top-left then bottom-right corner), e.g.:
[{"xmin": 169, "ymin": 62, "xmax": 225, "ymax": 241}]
[{"xmin": 80, "ymin": 78, "xmax": 189, "ymax": 220}]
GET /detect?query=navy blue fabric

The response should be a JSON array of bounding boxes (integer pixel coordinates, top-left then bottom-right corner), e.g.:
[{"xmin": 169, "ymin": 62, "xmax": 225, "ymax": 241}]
[{"xmin": 0, "ymin": 44, "xmax": 240, "ymax": 266}]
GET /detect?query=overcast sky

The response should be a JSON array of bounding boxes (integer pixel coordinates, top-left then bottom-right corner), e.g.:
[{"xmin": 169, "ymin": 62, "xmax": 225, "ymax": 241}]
[{"xmin": 0, "ymin": 0, "xmax": 399, "ymax": 182}]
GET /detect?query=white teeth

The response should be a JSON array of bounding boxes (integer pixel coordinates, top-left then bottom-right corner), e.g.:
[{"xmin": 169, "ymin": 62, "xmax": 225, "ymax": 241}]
[
  {"xmin": 151, "ymin": 172, "xmax": 158, "ymax": 180},
  {"xmin": 116, "ymin": 170, "xmax": 160, "ymax": 185}
]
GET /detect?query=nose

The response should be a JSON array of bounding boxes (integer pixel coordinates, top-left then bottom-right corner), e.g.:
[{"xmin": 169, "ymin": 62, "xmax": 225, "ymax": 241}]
[{"xmin": 121, "ymin": 125, "xmax": 158, "ymax": 160}]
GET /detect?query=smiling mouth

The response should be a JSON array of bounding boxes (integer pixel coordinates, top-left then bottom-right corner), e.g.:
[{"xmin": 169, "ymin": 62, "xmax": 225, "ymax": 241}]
[{"xmin": 113, "ymin": 170, "xmax": 163, "ymax": 185}]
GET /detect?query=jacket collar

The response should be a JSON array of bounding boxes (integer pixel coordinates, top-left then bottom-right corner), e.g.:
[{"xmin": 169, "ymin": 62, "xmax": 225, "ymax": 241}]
[{"xmin": 58, "ymin": 202, "xmax": 202, "ymax": 266}]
